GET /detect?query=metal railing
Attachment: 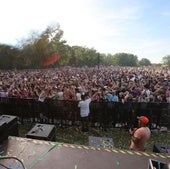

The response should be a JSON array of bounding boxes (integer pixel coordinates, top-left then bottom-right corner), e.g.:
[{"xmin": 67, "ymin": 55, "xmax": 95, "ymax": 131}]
[{"xmin": 0, "ymin": 97, "xmax": 169, "ymax": 129}]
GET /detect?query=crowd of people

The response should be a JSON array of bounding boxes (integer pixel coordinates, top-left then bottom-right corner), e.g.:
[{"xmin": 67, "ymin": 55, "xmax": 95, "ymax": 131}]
[
  {"xmin": 0, "ymin": 66, "xmax": 169, "ymax": 103},
  {"xmin": 0, "ymin": 66, "xmax": 169, "ymax": 152}
]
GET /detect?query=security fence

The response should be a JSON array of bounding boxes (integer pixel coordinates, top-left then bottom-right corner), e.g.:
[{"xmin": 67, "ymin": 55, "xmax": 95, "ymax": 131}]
[{"xmin": 0, "ymin": 97, "xmax": 169, "ymax": 129}]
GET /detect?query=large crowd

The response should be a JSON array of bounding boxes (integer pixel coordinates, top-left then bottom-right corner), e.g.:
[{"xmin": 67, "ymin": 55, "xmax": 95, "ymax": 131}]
[{"xmin": 0, "ymin": 66, "xmax": 169, "ymax": 103}]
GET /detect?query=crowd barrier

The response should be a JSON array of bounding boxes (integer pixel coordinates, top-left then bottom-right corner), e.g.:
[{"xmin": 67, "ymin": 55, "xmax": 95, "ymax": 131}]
[{"xmin": 0, "ymin": 97, "xmax": 169, "ymax": 129}]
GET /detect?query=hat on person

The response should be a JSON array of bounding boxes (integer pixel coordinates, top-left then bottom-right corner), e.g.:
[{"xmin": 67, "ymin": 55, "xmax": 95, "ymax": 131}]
[{"xmin": 137, "ymin": 116, "xmax": 149, "ymax": 125}]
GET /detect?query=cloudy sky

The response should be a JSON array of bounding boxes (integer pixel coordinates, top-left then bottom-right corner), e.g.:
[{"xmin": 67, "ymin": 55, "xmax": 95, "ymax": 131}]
[{"xmin": 1, "ymin": 0, "xmax": 170, "ymax": 63}]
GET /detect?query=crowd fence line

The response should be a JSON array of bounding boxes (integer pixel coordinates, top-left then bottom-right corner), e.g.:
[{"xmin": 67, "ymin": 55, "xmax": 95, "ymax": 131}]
[{"xmin": 0, "ymin": 97, "xmax": 169, "ymax": 129}]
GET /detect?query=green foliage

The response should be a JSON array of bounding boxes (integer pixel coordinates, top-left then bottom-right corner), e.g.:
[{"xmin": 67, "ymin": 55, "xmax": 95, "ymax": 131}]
[
  {"xmin": 69, "ymin": 46, "xmax": 99, "ymax": 67},
  {"xmin": 0, "ymin": 24, "xmax": 168, "ymax": 69},
  {"xmin": 0, "ymin": 44, "xmax": 20, "ymax": 69},
  {"xmin": 162, "ymin": 55, "xmax": 170, "ymax": 66},
  {"xmin": 138, "ymin": 58, "xmax": 151, "ymax": 66},
  {"xmin": 102, "ymin": 53, "xmax": 114, "ymax": 66},
  {"xmin": 113, "ymin": 53, "xmax": 138, "ymax": 66}
]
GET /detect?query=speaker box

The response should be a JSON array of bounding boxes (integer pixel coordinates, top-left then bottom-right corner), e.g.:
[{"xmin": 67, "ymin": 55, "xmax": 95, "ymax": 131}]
[
  {"xmin": 0, "ymin": 115, "xmax": 18, "ymax": 143},
  {"xmin": 26, "ymin": 123, "xmax": 56, "ymax": 141}
]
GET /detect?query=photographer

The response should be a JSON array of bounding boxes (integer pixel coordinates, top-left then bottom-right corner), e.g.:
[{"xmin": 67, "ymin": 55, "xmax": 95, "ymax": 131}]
[{"xmin": 129, "ymin": 116, "xmax": 151, "ymax": 151}]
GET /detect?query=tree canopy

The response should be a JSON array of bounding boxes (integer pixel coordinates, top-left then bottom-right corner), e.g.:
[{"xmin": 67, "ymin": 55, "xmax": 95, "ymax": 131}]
[
  {"xmin": 0, "ymin": 24, "xmax": 166, "ymax": 69},
  {"xmin": 162, "ymin": 55, "xmax": 170, "ymax": 66},
  {"xmin": 138, "ymin": 58, "xmax": 151, "ymax": 66}
]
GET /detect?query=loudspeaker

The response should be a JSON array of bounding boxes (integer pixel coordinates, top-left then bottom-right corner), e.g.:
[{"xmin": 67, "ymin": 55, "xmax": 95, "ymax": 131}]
[
  {"xmin": 26, "ymin": 123, "xmax": 56, "ymax": 141},
  {"xmin": 0, "ymin": 115, "xmax": 18, "ymax": 143}
]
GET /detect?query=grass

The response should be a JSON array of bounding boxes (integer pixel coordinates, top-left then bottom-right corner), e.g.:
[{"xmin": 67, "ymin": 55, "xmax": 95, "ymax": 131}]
[{"xmin": 18, "ymin": 124, "xmax": 170, "ymax": 153}]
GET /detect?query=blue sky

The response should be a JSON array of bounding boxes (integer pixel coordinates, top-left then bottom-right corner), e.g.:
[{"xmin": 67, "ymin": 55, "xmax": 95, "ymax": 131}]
[{"xmin": 1, "ymin": 0, "xmax": 170, "ymax": 63}]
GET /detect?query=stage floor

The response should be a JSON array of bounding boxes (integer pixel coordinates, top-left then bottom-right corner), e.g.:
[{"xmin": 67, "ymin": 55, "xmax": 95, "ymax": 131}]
[{"xmin": 0, "ymin": 136, "xmax": 169, "ymax": 169}]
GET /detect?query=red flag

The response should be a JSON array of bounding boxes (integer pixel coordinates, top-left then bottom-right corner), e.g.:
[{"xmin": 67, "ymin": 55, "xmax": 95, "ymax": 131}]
[{"xmin": 43, "ymin": 54, "xmax": 61, "ymax": 67}]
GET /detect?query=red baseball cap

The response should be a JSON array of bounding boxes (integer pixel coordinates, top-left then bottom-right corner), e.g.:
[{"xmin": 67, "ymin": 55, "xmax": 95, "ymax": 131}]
[{"xmin": 137, "ymin": 116, "xmax": 149, "ymax": 125}]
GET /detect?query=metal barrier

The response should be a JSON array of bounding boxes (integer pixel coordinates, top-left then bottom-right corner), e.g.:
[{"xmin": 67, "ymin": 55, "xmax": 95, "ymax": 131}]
[{"xmin": 0, "ymin": 97, "xmax": 169, "ymax": 128}]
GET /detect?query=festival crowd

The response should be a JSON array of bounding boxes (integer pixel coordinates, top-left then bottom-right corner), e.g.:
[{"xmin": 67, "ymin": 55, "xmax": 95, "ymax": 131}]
[{"xmin": 0, "ymin": 66, "xmax": 169, "ymax": 103}]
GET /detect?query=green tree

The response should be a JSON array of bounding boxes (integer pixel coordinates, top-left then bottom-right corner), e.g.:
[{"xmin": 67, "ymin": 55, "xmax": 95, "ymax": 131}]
[
  {"xmin": 138, "ymin": 58, "xmax": 151, "ymax": 66},
  {"xmin": 113, "ymin": 53, "xmax": 138, "ymax": 66},
  {"xmin": 98, "ymin": 53, "xmax": 106, "ymax": 66},
  {"xmin": 59, "ymin": 44, "xmax": 73, "ymax": 66},
  {"xmin": 162, "ymin": 55, "xmax": 170, "ymax": 66},
  {"xmin": 70, "ymin": 46, "xmax": 85, "ymax": 67},
  {"xmin": 83, "ymin": 47, "xmax": 98, "ymax": 67},
  {"xmin": 48, "ymin": 24, "xmax": 67, "ymax": 67},
  {"xmin": 0, "ymin": 44, "xmax": 20, "ymax": 69},
  {"xmin": 70, "ymin": 46, "xmax": 98, "ymax": 67},
  {"xmin": 103, "ymin": 53, "xmax": 115, "ymax": 66},
  {"xmin": 18, "ymin": 30, "xmax": 50, "ymax": 68},
  {"xmin": 19, "ymin": 24, "xmax": 66, "ymax": 68}
]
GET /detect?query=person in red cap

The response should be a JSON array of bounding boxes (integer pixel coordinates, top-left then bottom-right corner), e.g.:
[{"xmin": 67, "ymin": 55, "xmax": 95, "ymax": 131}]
[{"xmin": 129, "ymin": 116, "xmax": 151, "ymax": 151}]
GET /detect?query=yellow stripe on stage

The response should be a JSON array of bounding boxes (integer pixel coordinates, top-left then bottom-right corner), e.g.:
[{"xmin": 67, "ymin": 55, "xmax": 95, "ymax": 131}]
[
  {"xmin": 119, "ymin": 150, "xmax": 126, "ymax": 154},
  {"xmin": 105, "ymin": 149, "xmax": 111, "ymax": 152},
  {"xmin": 112, "ymin": 149, "xmax": 119, "ymax": 153},
  {"xmin": 126, "ymin": 151, "xmax": 134, "ymax": 155},
  {"xmin": 134, "ymin": 151, "xmax": 142, "ymax": 156},
  {"xmin": 142, "ymin": 152, "xmax": 150, "ymax": 157}
]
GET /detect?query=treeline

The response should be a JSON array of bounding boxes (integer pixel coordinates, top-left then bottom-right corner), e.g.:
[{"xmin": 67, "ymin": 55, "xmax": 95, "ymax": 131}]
[{"xmin": 0, "ymin": 24, "xmax": 165, "ymax": 69}]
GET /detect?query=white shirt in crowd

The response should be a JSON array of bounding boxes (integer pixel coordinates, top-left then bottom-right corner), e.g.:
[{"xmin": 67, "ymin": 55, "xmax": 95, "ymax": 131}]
[
  {"xmin": 76, "ymin": 92, "xmax": 81, "ymax": 101},
  {"xmin": 78, "ymin": 98, "xmax": 91, "ymax": 117},
  {"xmin": 57, "ymin": 91, "xmax": 64, "ymax": 100}
]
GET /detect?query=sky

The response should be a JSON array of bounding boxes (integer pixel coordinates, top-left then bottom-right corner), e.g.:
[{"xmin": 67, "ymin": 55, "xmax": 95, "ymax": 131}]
[{"xmin": 1, "ymin": 0, "xmax": 170, "ymax": 63}]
